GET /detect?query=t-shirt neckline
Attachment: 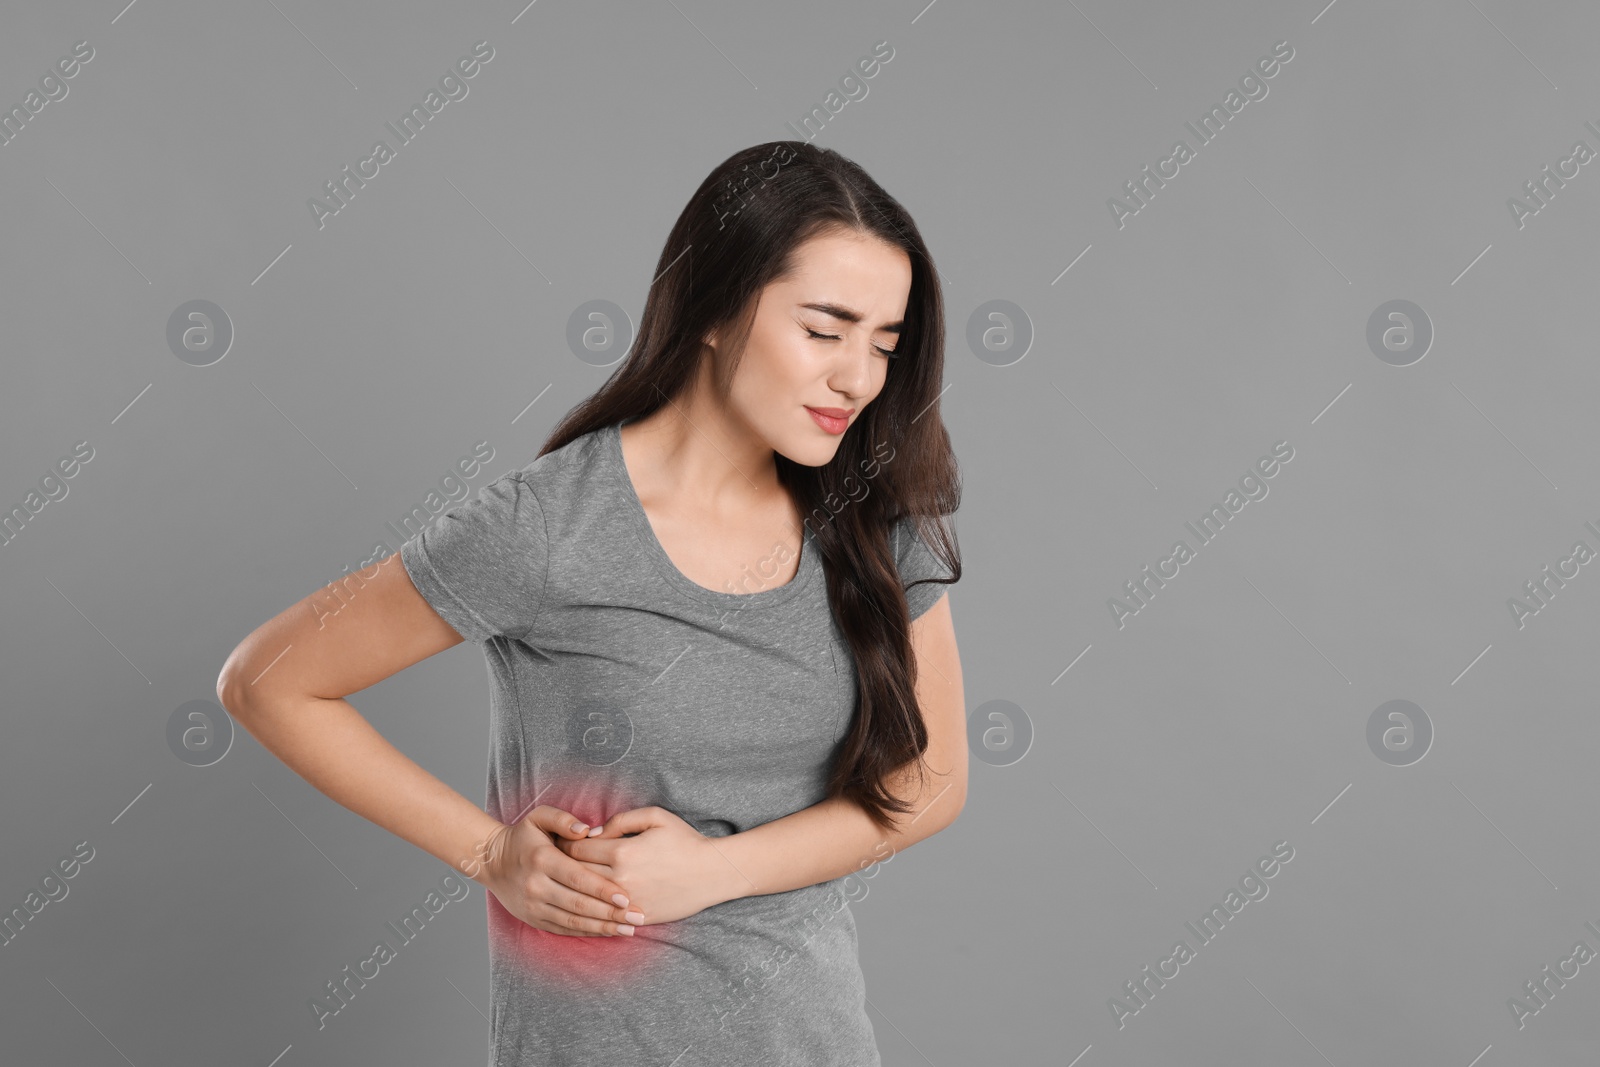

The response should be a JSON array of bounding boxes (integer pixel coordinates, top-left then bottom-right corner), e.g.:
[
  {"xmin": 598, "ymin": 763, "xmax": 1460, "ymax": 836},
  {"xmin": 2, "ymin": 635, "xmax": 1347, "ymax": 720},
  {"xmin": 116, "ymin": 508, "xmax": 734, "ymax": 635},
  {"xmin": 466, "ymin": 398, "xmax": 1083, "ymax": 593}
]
[{"xmin": 603, "ymin": 421, "xmax": 816, "ymax": 610}]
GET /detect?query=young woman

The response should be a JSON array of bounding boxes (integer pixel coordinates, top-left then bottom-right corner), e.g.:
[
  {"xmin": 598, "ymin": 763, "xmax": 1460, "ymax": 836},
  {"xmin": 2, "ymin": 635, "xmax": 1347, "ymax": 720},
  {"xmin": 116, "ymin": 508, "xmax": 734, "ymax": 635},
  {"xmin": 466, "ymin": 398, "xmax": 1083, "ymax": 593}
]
[{"xmin": 216, "ymin": 140, "xmax": 966, "ymax": 1066}]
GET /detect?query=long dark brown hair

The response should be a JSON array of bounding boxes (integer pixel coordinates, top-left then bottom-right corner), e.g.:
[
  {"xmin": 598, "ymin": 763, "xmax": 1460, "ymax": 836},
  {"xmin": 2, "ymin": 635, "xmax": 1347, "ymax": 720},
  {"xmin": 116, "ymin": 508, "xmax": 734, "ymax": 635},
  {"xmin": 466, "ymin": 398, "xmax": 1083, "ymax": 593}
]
[{"xmin": 540, "ymin": 140, "xmax": 961, "ymax": 830}]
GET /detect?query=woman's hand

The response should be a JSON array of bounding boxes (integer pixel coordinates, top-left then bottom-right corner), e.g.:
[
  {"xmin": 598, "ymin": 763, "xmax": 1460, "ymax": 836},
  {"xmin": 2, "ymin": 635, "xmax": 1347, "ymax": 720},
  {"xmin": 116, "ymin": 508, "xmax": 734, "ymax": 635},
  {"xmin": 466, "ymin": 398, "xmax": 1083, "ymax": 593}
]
[
  {"xmin": 474, "ymin": 805, "xmax": 647, "ymax": 937},
  {"xmin": 554, "ymin": 806, "xmax": 733, "ymax": 926}
]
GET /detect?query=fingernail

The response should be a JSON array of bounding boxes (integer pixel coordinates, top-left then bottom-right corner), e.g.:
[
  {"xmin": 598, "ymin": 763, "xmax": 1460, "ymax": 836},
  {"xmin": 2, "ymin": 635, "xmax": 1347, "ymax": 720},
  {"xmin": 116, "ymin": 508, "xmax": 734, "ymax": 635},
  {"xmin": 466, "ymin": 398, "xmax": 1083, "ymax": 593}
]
[
  {"xmin": 625, "ymin": 910, "xmax": 645, "ymax": 925},
  {"xmin": 587, "ymin": 826, "xmax": 604, "ymax": 837},
  {"xmin": 612, "ymin": 894, "xmax": 629, "ymax": 907},
  {"xmin": 617, "ymin": 924, "xmax": 635, "ymax": 936},
  {"xmin": 571, "ymin": 822, "xmax": 588, "ymax": 833}
]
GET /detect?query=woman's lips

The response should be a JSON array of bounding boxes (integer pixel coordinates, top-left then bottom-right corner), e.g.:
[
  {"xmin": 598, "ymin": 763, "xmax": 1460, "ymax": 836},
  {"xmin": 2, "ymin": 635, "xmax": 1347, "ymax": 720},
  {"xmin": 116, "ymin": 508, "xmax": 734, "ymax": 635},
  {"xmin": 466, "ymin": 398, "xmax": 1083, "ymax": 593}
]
[{"xmin": 805, "ymin": 406, "xmax": 850, "ymax": 434}]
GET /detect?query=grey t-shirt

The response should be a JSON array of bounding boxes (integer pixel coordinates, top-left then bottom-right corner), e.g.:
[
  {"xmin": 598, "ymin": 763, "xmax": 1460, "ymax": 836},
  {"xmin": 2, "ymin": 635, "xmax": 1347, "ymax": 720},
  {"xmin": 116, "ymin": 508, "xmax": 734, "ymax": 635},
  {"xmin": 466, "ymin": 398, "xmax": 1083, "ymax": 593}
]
[{"xmin": 399, "ymin": 420, "xmax": 955, "ymax": 1067}]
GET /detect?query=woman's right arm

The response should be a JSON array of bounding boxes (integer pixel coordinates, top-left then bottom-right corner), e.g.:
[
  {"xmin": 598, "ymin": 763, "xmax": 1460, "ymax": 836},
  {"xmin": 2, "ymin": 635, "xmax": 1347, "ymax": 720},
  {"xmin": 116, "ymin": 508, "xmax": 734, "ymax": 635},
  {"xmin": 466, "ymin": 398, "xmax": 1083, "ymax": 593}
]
[{"xmin": 214, "ymin": 553, "xmax": 643, "ymax": 937}]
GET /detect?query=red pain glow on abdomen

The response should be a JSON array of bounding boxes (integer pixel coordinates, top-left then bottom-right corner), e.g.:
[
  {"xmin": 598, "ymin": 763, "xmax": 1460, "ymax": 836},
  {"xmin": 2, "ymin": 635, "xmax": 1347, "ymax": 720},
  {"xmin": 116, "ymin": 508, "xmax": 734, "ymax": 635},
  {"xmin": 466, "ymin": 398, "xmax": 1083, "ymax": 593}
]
[{"xmin": 488, "ymin": 767, "xmax": 674, "ymax": 987}]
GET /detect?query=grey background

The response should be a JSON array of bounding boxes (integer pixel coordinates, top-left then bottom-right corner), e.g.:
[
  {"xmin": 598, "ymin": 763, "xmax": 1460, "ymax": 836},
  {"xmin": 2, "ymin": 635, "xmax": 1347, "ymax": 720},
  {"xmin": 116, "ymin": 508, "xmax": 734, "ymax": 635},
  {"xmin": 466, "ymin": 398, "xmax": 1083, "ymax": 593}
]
[{"xmin": 1, "ymin": 0, "xmax": 1595, "ymax": 1064}]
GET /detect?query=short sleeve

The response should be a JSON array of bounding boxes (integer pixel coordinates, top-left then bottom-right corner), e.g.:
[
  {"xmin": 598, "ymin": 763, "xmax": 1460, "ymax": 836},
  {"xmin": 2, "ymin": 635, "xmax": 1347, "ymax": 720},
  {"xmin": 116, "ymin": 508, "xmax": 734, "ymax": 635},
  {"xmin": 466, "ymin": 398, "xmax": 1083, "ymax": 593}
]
[
  {"xmin": 893, "ymin": 515, "xmax": 957, "ymax": 622},
  {"xmin": 398, "ymin": 472, "xmax": 550, "ymax": 644}
]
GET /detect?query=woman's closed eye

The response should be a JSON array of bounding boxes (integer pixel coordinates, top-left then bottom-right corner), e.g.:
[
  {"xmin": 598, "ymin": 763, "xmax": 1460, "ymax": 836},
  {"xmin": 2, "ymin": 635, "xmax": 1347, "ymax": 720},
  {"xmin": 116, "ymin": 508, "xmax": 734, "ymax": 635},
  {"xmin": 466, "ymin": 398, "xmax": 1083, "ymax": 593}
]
[{"xmin": 804, "ymin": 327, "xmax": 897, "ymax": 359}]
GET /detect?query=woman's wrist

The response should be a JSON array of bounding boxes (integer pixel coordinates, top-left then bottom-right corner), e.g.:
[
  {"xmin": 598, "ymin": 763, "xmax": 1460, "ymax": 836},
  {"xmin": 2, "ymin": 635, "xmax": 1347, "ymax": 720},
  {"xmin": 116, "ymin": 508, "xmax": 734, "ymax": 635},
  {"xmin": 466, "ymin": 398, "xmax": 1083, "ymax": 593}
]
[
  {"xmin": 454, "ymin": 811, "xmax": 515, "ymax": 886},
  {"xmin": 702, "ymin": 832, "xmax": 758, "ymax": 906}
]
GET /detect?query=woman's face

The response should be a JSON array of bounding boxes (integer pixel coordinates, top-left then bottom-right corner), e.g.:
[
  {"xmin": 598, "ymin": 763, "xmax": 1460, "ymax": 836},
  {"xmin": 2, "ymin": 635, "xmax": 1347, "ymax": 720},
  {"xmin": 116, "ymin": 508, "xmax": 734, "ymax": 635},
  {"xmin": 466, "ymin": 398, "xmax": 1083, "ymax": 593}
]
[{"xmin": 717, "ymin": 227, "xmax": 911, "ymax": 468}]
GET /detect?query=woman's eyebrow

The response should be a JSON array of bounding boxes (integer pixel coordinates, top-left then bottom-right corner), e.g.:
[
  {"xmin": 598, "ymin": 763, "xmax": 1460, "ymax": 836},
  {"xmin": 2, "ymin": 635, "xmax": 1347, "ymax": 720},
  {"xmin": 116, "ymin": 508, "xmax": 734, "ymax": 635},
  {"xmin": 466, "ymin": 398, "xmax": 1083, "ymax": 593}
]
[{"xmin": 799, "ymin": 301, "xmax": 903, "ymax": 334}]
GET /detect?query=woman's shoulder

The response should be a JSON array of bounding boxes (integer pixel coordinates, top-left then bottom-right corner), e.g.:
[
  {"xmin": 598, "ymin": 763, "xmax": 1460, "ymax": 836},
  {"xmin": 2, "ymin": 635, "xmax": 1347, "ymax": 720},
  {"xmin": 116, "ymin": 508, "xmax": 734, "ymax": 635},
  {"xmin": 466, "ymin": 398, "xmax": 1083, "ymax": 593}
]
[
  {"xmin": 509, "ymin": 423, "xmax": 613, "ymax": 495},
  {"xmin": 498, "ymin": 424, "xmax": 623, "ymax": 547}
]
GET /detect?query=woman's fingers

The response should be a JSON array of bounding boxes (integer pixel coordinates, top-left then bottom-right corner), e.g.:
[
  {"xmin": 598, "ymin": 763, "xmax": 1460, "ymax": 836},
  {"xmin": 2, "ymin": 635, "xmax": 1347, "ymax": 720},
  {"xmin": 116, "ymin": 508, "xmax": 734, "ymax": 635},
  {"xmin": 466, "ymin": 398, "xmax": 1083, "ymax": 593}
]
[
  {"xmin": 524, "ymin": 805, "xmax": 633, "ymax": 901},
  {"xmin": 533, "ymin": 842, "xmax": 640, "ymax": 923},
  {"xmin": 533, "ymin": 891, "xmax": 637, "ymax": 936},
  {"xmin": 526, "ymin": 804, "xmax": 593, "ymax": 839},
  {"xmin": 519, "ymin": 865, "xmax": 636, "ymax": 936},
  {"xmin": 551, "ymin": 877, "xmax": 645, "ymax": 930},
  {"xmin": 481, "ymin": 806, "xmax": 642, "ymax": 936},
  {"xmin": 553, "ymin": 835, "xmax": 616, "ymax": 863},
  {"xmin": 475, "ymin": 808, "xmax": 639, "ymax": 937},
  {"xmin": 591, "ymin": 806, "xmax": 665, "ymax": 837}
]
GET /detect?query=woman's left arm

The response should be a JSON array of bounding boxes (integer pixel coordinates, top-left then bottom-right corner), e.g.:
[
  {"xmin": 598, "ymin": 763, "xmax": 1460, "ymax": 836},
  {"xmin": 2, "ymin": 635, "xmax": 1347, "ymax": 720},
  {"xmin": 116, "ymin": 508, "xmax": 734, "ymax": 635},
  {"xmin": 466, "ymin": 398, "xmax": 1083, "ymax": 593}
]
[
  {"xmin": 707, "ymin": 591, "xmax": 967, "ymax": 903},
  {"xmin": 557, "ymin": 593, "xmax": 965, "ymax": 921}
]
